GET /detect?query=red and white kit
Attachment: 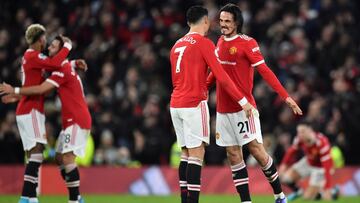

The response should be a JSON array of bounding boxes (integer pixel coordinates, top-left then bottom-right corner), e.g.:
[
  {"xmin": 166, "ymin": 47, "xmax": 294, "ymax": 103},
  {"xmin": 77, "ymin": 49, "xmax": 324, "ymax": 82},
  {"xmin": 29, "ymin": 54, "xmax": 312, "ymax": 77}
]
[
  {"xmin": 46, "ymin": 60, "xmax": 92, "ymax": 157},
  {"xmin": 282, "ymin": 133, "xmax": 334, "ymax": 189},
  {"xmin": 16, "ymin": 45, "xmax": 70, "ymax": 150},
  {"xmin": 207, "ymin": 34, "xmax": 289, "ymax": 146},
  {"xmin": 170, "ymin": 32, "xmax": 246, "ymax": 148}
]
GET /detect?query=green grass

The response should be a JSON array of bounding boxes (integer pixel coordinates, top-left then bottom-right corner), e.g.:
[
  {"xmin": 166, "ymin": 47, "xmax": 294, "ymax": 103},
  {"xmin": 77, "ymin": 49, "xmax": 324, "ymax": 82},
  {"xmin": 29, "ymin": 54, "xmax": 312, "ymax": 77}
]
[{"xmin": 0, "ymin": 195, "xmax": 359, "ymax": 203}]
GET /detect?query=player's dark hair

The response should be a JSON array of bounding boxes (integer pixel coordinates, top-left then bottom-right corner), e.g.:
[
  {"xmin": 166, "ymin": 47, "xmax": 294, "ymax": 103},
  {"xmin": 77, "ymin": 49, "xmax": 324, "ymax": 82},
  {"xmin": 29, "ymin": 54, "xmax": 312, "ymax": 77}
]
[
  {"xmin": 186, "ymin": 6, "xmax": 208, "ymax": 25},
  {"xmin": 297, "ymin": 120, "xmax": 316, "ymax": 130},
  {"xmin": 54, "ymin": 35, "xmax": 64, "ymax": 48},
  {"xmin": 220, "ymin": 3, "xmax": 244, "ymax": 33}
]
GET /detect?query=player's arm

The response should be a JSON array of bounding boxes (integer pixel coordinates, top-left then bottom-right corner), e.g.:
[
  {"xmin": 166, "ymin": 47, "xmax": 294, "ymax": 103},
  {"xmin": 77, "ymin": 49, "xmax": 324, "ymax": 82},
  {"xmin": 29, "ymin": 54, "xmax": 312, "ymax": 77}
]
[
  {"xmin": 0, "ymin": 81, "xmax": 55, "ymax": 96},
  {"xmin": 71, "ymin": 59, "xmax": 88, "ymax": 71},
  {"xmin": 1, "ymin": 94, "xmax": 21, "ymax": 104},
  {"xmin": 31, "ymin": 42, "xmax": 72, "ymax": 71},
  {"xmin": 279, "ymin": 137, "xmax": 300, "ymax": 172},
  {"xmin": 245, "ymin": 39, "xmax": 302, "ymax": 115},
  {"xmin": 200, "ymin": 39, "xmax": 254, "ymax": 117},
  {"xmin": 318, "ymin": 139, "xmax": 334, "ymax": 189},
  {"xmin": 206, "ymin": 72, "xmax": 215, "ymax": 89}
]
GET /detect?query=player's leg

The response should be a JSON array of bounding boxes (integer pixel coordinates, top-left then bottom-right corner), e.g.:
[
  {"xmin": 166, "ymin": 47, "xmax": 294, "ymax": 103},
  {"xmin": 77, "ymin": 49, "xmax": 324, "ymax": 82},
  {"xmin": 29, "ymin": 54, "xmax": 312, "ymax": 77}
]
[
  {"xmin": 303, "ymin": 186, "xmax": 321, "ymax": 200},
  {"xmin": 56, "ymin": 124, "xmax": 88, "ymax": 203},
  {"xmin": 216, "ymin": 112, "xmax": 251, "ymax": 203},
  {"xmin": 16, "ymin": 110, "xmax": 46, "ymax": 203},
  {"xmin": 62, "ymin": 152, "xmax": 81, "ymax": 203},
  {"xmin": 281, "ymin": 167, "xmax": 303, "ymax": 201},
  {"xmin": 170, "ymin": 107, "xmax": 188, "ymax": 203},
  {"xmin": 183, "ymin": 101, "xmax": 209, "ymax": 203},
  {"xmin": 226, "ymin": 146, "xmax": 251, "ymax": 203},
  {"xmin": 248, "ymin": 140, "xmax": 286, "ymax": 202}
]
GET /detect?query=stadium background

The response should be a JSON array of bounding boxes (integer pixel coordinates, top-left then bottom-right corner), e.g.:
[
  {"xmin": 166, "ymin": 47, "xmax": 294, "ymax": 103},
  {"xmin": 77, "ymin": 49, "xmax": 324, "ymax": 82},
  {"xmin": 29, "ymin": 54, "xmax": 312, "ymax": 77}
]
[{"xmin": 0, "ymin": 0, "xmax": 360, "ymax": 201}]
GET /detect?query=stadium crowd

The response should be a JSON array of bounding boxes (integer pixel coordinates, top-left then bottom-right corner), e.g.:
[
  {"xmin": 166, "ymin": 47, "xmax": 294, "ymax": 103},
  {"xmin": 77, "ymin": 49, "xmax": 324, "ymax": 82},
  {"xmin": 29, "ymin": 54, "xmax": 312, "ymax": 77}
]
[{"xmin": 0, "ymin": 0, "xmax": 359, "ymax": 166}]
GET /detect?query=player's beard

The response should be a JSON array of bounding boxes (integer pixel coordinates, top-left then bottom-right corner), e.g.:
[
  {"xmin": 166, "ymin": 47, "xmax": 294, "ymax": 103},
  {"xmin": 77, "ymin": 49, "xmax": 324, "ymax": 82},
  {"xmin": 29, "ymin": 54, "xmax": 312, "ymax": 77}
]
[{"xmin": 221, "ymin": 27, "xmax": 236, "ymax": 37}]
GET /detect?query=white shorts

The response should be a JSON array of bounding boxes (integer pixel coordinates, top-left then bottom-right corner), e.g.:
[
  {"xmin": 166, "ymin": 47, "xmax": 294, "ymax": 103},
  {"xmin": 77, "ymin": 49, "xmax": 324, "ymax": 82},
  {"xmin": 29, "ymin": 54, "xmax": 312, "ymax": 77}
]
[
  {"xmin": 16, "ymin": 109, "xmax": 47, "ymax": 151},
  {"xmin": 170, "ymin": 101, "xmax": 210, "ymax": 148},
  {"xmin": 293, "ymin": 157, "xmax": 326, "ymax": 188},
  {"xmin": 55, "ymin": 124, "xmax": 90, "ymax": 158},
  {"xmin": 215, "ymin": 110, "xmax": 263, "ymax": 147}
]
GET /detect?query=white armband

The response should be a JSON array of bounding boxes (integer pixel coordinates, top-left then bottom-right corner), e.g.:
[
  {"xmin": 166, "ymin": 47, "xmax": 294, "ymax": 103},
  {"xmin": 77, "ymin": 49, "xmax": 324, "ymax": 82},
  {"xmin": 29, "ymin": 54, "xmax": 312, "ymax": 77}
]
[
  {"xmin": 238, "ymin": 97, "xmax": 248, "ymax": 106},
  {"xmin": 14, "ymin": 87, "xmax": 20, "ymax": 95}
]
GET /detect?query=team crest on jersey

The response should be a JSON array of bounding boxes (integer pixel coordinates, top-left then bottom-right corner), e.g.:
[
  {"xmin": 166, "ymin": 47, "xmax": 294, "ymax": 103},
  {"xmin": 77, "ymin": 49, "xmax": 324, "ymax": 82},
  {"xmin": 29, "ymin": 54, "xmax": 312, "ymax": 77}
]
[
  {"xmin": 38, "ymin": 53, "xmax": 48, "ymax": 60},
  {"xmin": 216, "ymin": 132, "xmax": 220, "ymax": 139},
  {"xmin": 229, "ymin": 46, "xmax": 237, "ymax": 55}
]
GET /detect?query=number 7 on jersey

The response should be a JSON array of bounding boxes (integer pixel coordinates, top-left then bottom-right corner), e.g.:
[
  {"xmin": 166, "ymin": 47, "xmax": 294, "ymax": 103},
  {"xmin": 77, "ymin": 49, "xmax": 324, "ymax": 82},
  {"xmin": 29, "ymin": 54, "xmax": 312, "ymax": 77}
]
[{"xmin": 174, "ymin": 46, "xmax": 186, "ymax": 73}]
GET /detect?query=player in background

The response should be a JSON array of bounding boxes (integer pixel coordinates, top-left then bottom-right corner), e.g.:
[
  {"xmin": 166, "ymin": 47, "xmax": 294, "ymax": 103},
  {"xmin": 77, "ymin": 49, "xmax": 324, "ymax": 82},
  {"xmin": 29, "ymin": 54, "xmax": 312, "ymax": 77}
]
[
  {"xmin": 206, "ymin": 4, "xmax": 303, "ymax": 203},
  {"xmin": 1, "ymin": 36, "xmax": 91, "ymax": 203},
  {"xmin": 2, "ymin": 24, "xmax": 72, "ymax": 203},
  {"xmin": 279, "ymin": 121, "xmax": 339, "ymax": 201},
  {"xmin": 169, "ymin": 5, "xmax": 255, "ymax": 203}
]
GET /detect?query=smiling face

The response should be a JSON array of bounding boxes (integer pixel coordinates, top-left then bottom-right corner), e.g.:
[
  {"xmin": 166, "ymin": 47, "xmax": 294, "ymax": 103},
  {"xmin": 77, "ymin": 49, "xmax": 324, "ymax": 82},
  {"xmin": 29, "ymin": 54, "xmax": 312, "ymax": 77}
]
[
  {"xmin": 47, "ymin": 39, "xmax": 61, "ymax": 57},
  {"xmin": 219, "ymin": 11, "xmax": 237, "ymax": 37}
]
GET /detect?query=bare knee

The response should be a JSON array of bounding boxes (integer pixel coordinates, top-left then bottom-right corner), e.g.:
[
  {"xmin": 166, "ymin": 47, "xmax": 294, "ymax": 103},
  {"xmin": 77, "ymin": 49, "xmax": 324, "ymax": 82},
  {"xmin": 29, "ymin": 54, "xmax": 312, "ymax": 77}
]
[
  {"xmin": 62, "ymin": 152, "xmax": 76, "ymax": 166},
  {"xmin": 187, "ymin": 143, "xmax": 205, "ymax": 160},
  {"xmin": 55, "ymin": 153, "xmax": 63, "ymax": 166},
  {"xmin": 28, "ymin": 143, "xmax": 45, "ymax": 157},
  {"xmin": 303, "ymin": 187, "xmax": 319, "ymax": 200},
  {"xmin": 226, "ymin": 146, "xmax": 243, "ymax": 165},
  {"xmin": 248, "ymin": 141, "xmax": 268, "ymax": 166}
]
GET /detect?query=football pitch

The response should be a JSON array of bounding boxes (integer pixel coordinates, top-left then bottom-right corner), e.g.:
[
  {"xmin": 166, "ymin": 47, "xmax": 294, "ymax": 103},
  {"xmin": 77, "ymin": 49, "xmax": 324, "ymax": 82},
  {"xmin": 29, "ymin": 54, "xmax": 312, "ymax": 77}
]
[{"xmin": 1, "ymin": 195, "xmax": 360, "ymax": 203}]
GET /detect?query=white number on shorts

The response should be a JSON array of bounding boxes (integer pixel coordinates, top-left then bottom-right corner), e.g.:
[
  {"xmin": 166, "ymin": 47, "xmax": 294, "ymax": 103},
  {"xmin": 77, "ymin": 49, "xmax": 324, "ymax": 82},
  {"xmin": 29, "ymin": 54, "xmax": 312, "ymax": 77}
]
[
  {"xmin": 174, "ymin": 46, "xmax": 186, "ymax": 73},
  {"xmin": 64, "ymin": 134, "xmax": 71, "ymax": 143},
  {"xmin": 237, "ymin": 121, "xmax": 249, "ymax": 133}
]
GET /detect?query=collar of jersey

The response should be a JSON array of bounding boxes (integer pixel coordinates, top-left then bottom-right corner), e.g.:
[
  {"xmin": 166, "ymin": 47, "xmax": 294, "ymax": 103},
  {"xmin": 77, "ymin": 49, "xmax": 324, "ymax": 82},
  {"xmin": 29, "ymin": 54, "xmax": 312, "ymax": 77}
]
[
  {"xmin": 224, "ymin": 34, "xmax": 239, "ymax": 41},
  {"xmin": 186, "ymin": 32, "xmax": 200, "ymax": 35}
]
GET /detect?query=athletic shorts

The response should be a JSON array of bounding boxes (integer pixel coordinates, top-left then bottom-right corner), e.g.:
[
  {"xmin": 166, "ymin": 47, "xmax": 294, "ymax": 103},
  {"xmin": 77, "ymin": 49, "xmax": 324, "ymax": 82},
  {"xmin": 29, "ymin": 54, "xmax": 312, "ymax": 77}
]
[
  {"xmin": 170, "ymin": 101, "xmax": 210, "ymax": 148},
  {"xmin": 16, "ymin": 109, "xmax": 47, "ymax": 151},
  {"xmin": 293, "ymin": 157, "xmax": 326, "ymax": 188},
  {"xmin": 215, "ymin": 109, "xmax": 263, "ymax": 147},
  {"xmin": 55, "ymin": 124, "xmax": 90, "ymax": 157}
]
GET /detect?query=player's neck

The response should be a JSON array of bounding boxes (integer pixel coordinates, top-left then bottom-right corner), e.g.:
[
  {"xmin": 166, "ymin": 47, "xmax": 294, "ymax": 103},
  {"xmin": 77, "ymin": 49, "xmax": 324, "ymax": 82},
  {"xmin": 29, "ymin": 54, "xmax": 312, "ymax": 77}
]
[
  {"xmin": 224, "ymin": 32, "xmax": 238, "ymax": 40},
  {"xmin": 189, "ymin": 26, "xmax": 205, "ymax": 36},
  {"xmin": 29, "ymin": 43, "xmax": 42, "ymax": 51}
]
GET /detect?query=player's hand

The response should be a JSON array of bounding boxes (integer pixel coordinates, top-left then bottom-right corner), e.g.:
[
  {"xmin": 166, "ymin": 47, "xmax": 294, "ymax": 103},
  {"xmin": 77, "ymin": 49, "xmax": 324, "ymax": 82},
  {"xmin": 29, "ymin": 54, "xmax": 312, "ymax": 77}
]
[
  {"xmin": 1, "ymin": 94, "xmax": 19, "ymax": 103},
  {"xmin": 0, "ymin": 82, "xmax": 14, "ymax": 95},
  {"xmin": 285, "ymin": 97, "xmax": 303, "ymax": 115},
  {"xmin": 322, "ymin": 188, "xmax": 333, "ymax": 200},
  {"xmin": 60, "ymin": 35, "xmax": 72, "ymax": 45},
  {"xmin": 241, "ymin": 102, "xmax": 256, "ymax": 118},
  {"xmin": 76, "ymin": 59, "xmax": 88, "ymax": 71}
]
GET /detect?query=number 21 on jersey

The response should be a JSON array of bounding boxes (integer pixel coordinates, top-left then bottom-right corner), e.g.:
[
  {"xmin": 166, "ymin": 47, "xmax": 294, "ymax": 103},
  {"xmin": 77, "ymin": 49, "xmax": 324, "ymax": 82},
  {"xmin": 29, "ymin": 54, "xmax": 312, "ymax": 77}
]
[{"xmin": 174, "ymin": 46, "xmax": 186, "ymax": 73}]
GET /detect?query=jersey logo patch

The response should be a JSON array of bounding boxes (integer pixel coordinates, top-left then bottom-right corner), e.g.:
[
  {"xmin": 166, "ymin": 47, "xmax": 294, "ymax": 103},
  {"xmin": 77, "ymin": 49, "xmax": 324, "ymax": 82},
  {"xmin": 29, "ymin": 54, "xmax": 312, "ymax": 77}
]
[
  {"xmin": 216, "ymin": 132, "xmax": 220, "ymax": 139},
  {"xmin": 38, "ymin": 53, "xmax": 48, "ymax": 60},
  {"xmin": 229, "ymin": 46, "xmax": 237, "ymax": 55},
  {"xmin": 252, "ymin": 47, "xmax": 260, "ymax": 52}
]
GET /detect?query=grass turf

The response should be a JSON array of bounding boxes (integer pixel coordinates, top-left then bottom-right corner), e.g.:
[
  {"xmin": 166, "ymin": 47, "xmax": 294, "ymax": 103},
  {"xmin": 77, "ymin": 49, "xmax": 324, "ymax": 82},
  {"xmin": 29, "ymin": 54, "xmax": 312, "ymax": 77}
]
[{"xmin": 1, "ymin": 195, "xmax": 359, "ymax": 203}]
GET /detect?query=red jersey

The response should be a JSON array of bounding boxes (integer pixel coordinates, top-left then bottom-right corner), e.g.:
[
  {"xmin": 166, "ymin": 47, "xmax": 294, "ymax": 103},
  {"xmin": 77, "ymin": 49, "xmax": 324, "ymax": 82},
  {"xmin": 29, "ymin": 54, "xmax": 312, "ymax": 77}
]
[
  {"xmin": 170, "ymin": 32, "xmax": 246, "ymax": 108},
  {"xmin": 16, "ymin": 47, "xmax": 70, "ymax": 115},
  {"xmin": 46, "ymin": 61, "xmax": 91, "ymax": 129},
  {"xmin": 207, "ymin": 34, "xmax": 288, "ymax": 113},
  {"xmin": 282, "ymin": 133, "xmax": 334, "ymax": 188}
]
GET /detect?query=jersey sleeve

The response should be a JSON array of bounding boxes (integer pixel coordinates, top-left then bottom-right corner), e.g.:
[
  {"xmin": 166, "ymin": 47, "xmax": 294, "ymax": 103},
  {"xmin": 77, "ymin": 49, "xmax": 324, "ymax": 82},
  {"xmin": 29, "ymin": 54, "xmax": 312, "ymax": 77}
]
[
  {"xmin": 46, "ymin": 69, "xmax": 67, "ymax": 88},
  {"xmin": 318, "ymin": 137, "xmax": 334, "ymax": 189},
  {"xmin": 29, "ymin": 44, "xmax": 71, "ymax": 70},
  {"xmin": 244, "ymin": 39, "xmax": 265, "ymax": 67},
  {"xmin": 200, "ymin": 38, "xmax": 246, "ymax": 104},
  {"xmin": 281, "ymin": 137, "xmax": 300, "ymax": 166},
  {"xmin": 257, "ymin": 64, "xmax": 289, "ymax": 99}
]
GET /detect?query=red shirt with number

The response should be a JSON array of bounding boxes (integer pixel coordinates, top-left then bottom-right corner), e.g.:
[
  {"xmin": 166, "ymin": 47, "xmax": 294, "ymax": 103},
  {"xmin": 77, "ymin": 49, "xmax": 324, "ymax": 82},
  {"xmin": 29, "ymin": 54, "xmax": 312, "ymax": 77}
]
[
  {"xmin": 170, "ymin": 32, "xmax": 246, "ymax": 108},
  {"xmin": 16, "ymin": 47, "xmax": 70, "ymax": 115},
  {"xmin": 46, "ymin": 61, "xmax": 91, "ymax": 129}
]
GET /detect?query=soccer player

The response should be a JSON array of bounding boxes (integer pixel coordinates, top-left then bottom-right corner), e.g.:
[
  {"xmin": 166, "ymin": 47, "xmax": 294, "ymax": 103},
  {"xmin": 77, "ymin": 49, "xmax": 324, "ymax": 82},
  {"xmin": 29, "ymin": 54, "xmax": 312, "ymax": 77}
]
[
  {"xmin": 279, "ymin": 121, "xmax": 339, "ymax": 201},
  {"xmin": 0, "ymin": 36, "xmax": 90, "ymax": 203},
  {"xmin": 169, "ymin": 6, "xmax": 255, "ymax": 203},
  {"xmin": 2, "ymin": 24, "xmax": 72, "ymax": 203},
  {"xmin": 206, "ymin": 4, "xmax": 303, "ymax": 203}
]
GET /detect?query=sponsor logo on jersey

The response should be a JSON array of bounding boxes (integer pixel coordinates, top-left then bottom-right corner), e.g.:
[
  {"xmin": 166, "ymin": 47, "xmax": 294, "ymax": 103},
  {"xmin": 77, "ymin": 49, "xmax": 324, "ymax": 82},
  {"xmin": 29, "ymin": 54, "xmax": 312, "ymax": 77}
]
[
  {"xmin": 243, "ymin": 134, "xmax": 249, "ymax": 139},
  {"xmin": 229, "ymin": 46, "xmax": 237, "ymax": 55}
]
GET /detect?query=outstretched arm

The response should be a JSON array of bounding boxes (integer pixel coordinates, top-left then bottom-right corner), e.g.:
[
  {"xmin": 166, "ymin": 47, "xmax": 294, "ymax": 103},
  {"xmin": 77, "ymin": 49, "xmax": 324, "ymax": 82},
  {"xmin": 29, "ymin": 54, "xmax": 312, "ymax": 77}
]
[{"xmin": 0, "ymin": 81, "xmax": 56, "ymax": 96}]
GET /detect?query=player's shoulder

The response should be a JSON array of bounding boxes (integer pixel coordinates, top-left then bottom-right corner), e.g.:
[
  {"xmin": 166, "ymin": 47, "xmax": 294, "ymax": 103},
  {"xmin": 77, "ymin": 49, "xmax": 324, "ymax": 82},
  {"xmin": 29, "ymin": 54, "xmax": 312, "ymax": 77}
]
[
  {"xmin": 24, "ymin": 49, "xmax": 41, "ymax": 59},
  {"xmin": 316, "ymin": 132, "xmax": 330, "ymax": 146}
]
